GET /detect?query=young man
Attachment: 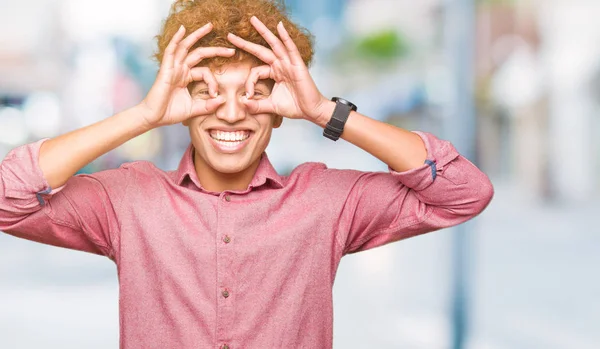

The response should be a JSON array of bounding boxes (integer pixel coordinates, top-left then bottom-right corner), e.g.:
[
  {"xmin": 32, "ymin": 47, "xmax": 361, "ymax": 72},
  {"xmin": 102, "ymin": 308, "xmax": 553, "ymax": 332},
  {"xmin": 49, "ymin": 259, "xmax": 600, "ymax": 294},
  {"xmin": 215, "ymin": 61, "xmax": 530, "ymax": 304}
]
[{"xmin": 0, "ymin": 0, "xmax": 493, "ymax": 348}]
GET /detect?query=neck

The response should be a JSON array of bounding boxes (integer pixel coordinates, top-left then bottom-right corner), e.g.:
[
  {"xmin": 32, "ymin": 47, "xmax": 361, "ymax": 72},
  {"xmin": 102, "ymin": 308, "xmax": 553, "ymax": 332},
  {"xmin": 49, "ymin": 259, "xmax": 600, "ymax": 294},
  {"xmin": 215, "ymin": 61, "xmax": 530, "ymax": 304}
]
[{"xmin": 193, "ymin": 152, "xmax": 261, "ymax": 193}]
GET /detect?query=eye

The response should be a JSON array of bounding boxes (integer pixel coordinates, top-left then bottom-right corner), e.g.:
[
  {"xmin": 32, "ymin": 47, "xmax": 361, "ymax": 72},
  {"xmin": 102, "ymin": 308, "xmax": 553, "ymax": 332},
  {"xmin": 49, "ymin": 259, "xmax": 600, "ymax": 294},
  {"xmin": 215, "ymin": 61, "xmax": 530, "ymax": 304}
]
[
  {"xmin": 253, "ymin": 89, "xmax": 270, "ymax": 98},
  {"xmin": 194, "ymin": 89, "xmax": 211, "ymax": 99}
]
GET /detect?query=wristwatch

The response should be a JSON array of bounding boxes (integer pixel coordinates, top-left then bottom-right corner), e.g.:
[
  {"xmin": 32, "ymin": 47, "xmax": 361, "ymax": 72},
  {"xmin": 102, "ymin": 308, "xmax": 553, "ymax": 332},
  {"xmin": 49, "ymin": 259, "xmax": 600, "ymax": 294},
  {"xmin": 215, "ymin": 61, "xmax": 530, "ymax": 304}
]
[{"xmin": 322, "ymin": 97, "xmax": 357, "ymax": 141}]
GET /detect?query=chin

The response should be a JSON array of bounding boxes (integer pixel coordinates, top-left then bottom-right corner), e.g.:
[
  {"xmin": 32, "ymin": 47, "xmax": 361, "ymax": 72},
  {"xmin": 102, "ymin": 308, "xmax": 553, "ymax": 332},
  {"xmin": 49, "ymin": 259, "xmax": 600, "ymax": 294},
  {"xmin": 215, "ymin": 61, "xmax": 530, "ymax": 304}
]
[{"xmin": 207, "ymin": 155, "xmax": 253, "ymax": 174}]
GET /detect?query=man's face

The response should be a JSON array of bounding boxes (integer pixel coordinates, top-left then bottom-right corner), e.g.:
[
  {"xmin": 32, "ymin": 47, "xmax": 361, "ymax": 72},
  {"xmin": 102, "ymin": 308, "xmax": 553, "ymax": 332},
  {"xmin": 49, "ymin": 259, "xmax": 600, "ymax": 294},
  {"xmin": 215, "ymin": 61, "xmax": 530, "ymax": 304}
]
[{"xmin": 186, "ymin": 61, "xmax": 282, "ymax": 180}]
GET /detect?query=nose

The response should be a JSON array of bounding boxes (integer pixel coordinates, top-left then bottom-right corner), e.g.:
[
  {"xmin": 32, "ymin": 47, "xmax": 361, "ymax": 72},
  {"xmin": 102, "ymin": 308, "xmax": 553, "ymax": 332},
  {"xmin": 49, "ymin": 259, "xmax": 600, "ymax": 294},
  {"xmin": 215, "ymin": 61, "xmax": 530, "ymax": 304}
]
[{"xmin": 215, "ymin": 93, "xmax": 247, "ymax": 124}]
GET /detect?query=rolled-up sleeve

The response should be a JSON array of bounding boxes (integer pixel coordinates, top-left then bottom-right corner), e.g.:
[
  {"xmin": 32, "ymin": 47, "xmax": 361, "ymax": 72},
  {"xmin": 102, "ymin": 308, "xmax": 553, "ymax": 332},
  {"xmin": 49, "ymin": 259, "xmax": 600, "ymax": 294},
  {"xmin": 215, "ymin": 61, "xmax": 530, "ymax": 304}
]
[
  {"xmin": 330, "ymin": 131, "xmax": 494, "ymax": 255},
  {"xmin": 0, "ymin": 140, "xmax": 126, "ymax": 259}
]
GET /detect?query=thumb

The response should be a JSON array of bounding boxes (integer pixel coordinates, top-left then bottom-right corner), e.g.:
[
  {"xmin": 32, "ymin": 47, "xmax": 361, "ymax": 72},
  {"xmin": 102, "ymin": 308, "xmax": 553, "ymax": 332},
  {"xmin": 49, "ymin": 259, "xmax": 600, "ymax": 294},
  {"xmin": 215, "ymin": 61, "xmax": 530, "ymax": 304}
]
[
  {"xmin": 191, "ymin": 95, "xmax": 225, "ymax": 116},
  {"xmin": 242, "ymin": 96, "xmax": 276, "ymax": 115}
]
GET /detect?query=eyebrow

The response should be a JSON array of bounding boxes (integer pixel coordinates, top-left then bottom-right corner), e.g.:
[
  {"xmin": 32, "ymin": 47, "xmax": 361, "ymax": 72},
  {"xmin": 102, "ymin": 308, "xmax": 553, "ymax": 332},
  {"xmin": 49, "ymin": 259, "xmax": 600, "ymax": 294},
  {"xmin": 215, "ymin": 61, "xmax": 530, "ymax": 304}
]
[{"xmin": 255, "ymin": 80, "xmax": 271, "ymax": 87}]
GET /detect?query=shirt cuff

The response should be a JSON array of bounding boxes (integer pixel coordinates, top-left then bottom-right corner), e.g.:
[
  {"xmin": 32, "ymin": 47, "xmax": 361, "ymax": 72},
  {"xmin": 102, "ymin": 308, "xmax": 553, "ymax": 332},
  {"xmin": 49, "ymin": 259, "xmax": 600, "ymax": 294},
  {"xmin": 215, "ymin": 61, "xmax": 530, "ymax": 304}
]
[
  {"xmin": 388, "ymin": 131, "xmax": 460, "ymax": 191},
  {"xmin": 2, "ymin": 139, "xmax": 66, "ymax": 207}
]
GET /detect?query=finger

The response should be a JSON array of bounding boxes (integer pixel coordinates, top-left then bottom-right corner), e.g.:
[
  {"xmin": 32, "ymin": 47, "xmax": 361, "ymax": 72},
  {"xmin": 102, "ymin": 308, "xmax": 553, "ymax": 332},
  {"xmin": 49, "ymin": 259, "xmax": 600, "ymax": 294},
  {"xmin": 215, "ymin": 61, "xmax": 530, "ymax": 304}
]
[
  {"xmin": 250, "ymin": 16, "xmax": 290, "ymax": 61},
  {"xmin": 277, "ymin": 22, "xmax": 305, "ymax": 66},
  {"xmin": 174, "ymin": 23, "xmax": 213, "ymax": 64},
  {"xmin": 242, "ymin": 96, "xmax": 276, "ymax": 115},
  {"xmin": 190, "ymin": 95, "xmax": 226, "ymax": 116},
  {"xmin": 162, "ymin": 25, "xmax": 186, "ymax": 69},
  {"xmin": 190, "ymin": 67, "xmax": 219, "ymax": 97},
  {"xmin": 245, "ymin": 65, "xmax": 272, "ymax": 98},
  {"xmin": 184, "ymin": 46, "xmax": 236, "ymax": 68},
  {"xmin": 228, "ymin": 32, "xmax": 277, "ymax": 65}
]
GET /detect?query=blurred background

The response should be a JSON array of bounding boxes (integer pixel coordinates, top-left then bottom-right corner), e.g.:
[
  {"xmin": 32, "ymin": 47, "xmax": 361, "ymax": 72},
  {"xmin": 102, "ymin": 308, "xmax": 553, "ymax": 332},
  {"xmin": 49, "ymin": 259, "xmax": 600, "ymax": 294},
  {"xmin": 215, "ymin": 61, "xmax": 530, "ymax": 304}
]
[{"xmin": 1, "ymin": 0, "xmax": 599, "ymax": 348}]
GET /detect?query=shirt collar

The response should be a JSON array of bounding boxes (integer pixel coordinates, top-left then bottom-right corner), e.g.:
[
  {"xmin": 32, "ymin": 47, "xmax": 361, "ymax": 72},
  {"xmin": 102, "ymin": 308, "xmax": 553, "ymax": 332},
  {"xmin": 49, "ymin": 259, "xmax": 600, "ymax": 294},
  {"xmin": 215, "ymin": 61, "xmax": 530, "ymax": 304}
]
[{"xmin": 174, "ymin": 143, "xmax": 284, "ymax": 191}]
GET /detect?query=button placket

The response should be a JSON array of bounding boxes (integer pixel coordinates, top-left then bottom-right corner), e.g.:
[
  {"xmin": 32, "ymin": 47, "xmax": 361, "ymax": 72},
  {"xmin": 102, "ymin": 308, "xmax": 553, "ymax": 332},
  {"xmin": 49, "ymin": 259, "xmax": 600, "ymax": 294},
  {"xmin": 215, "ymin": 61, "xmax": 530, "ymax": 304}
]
[{"xmin": 216, "ymin": 192, "xmax": 235, "ymax": 344}]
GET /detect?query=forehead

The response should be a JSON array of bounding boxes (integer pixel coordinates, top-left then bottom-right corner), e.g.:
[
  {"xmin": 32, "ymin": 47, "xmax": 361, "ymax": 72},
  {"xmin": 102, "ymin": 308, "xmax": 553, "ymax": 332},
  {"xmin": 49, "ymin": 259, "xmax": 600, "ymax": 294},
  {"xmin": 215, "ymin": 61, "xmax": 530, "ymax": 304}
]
[
  {"xmin": 210, "ymin": 61, "xmax": 258, "ymax": 86},
  {"xmin": 193, "ymin": 61, "xmax": 273, "ymax": 89}
]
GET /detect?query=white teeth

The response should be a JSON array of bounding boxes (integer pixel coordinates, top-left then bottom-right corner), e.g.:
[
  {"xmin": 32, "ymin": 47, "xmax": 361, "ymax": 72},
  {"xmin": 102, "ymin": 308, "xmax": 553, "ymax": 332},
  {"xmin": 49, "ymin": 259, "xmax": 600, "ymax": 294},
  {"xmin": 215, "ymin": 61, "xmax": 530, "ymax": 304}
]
[
  {"xmin": 209, "ymin": 130, "xmax": 250, "ymax": 142},
  {"xmin": 214, "ymin": 140, "xmax": 243, "ymax": 148}
]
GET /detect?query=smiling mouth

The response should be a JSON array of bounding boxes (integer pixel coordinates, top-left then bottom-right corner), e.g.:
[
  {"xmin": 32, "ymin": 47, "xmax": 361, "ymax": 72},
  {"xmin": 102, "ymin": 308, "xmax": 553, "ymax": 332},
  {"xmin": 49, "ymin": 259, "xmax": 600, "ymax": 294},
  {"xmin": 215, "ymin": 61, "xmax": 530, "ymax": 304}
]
[
  {"xmin": 207, "ymin": 129, "xmax": 253, "ymax": 152},
  {"xmin": 209, "ymin": 129, "xmax": 251, "ymax": 142}
]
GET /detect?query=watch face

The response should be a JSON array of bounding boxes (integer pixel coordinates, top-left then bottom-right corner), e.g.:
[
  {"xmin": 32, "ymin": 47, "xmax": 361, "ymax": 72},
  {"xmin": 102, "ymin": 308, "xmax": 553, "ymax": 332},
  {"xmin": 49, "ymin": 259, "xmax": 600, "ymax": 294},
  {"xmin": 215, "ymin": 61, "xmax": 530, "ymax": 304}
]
[{"xmin": 332, "ymin": 97, "xmax": 357, "ymax": 111}]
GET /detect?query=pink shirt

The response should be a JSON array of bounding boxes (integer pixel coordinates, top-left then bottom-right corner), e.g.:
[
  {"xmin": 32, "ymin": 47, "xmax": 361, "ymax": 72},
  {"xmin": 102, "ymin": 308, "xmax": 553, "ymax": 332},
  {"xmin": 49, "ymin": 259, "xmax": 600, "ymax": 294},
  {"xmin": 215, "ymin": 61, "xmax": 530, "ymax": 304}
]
[{"xmin": 0, "ymin": 132, "xmax": 493, "ymax": 349}]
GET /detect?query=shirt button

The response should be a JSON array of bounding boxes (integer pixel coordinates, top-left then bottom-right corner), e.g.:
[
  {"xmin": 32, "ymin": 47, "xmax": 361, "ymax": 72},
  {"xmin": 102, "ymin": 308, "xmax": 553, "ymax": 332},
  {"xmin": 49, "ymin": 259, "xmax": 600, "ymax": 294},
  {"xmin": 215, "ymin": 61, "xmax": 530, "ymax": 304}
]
[
  {"xmin": 222, "ymin": 345, "xmax": 230, "ymax": 349},
  {"xmin": 222, "ymin": 290, "xmax": 230, "ymax": 298},
  {"xmin": 223, "ymin": 235, "xmax": 231, "ymax": 244},
  {"xmin": 224, "ymin": 195, "xmax": 231, "ymax": 202}
]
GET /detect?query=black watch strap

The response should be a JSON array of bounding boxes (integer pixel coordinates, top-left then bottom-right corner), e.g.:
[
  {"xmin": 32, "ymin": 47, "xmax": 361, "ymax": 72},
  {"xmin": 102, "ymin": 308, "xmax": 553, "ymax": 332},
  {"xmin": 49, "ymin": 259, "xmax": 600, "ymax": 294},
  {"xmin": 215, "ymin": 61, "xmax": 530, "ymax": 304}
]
[{"xmin": 323, "ymin": 97, "xmax": 357, "ymax": 141}]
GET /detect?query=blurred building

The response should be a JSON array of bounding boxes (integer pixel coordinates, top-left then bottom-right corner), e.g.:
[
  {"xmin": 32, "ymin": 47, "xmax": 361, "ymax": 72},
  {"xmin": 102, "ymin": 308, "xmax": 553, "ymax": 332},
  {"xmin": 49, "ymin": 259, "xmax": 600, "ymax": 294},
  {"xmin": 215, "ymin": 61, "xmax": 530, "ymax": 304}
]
[{"xmin": 476, "ymin": 0, "xmax": 600, "ymax": 203}]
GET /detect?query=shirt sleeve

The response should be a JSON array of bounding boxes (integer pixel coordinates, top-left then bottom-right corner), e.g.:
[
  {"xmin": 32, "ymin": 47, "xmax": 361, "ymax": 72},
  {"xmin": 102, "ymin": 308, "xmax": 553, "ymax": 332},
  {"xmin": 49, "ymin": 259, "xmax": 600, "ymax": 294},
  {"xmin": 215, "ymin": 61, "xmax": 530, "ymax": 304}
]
[
  {"xmin": 0, "ymin": 139, "xmax": 128, "ymax": 259},
  {"xmin": 327, "ymin": 131, "xmax": 494, "ymax": 255}
]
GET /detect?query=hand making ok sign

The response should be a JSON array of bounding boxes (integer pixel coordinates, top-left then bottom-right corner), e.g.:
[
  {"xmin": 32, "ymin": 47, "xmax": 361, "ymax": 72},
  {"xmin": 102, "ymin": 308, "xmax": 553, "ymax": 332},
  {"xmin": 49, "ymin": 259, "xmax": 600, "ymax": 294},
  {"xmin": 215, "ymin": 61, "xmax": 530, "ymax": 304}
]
[
  {"xmin": 227, "ymin": 16, "xmax": 329, "ymax": 124},
  {"xmin": 140, "ymin": 23, "xmax": 236, "ymax": 127}
]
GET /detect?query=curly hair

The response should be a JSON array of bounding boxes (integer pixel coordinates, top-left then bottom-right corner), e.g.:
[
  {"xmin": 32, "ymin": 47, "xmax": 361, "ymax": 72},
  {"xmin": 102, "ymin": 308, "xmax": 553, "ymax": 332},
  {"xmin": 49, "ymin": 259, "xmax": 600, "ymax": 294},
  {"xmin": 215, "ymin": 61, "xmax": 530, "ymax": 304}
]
[{"xmin": 154, "ymin": 0, "xmax": 315, "ymax": 69}]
